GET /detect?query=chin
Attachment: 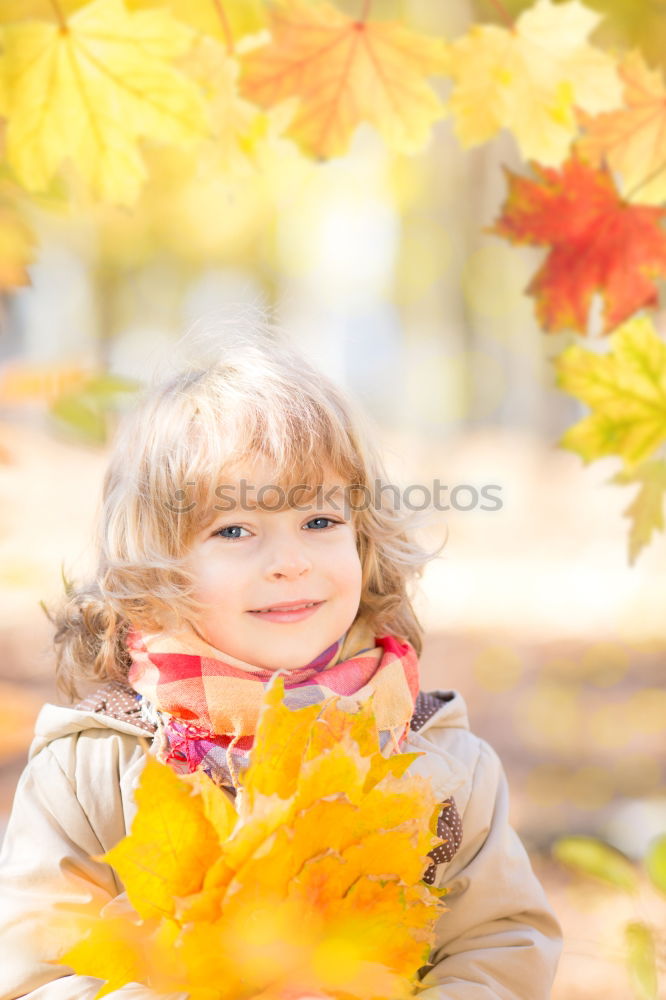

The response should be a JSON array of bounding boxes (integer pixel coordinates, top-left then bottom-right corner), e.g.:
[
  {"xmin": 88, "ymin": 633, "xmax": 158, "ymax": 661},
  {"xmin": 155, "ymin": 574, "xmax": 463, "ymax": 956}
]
[{"xmin": 263, "ymin": 654, "xmax": 316, "ymax": 671}]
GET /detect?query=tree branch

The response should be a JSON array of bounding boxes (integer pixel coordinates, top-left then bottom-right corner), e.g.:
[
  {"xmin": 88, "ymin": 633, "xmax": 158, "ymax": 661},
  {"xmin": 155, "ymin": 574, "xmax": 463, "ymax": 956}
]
[{"xmin": 486, "ymin": 0, "xmax": 514, "ymax": 28}]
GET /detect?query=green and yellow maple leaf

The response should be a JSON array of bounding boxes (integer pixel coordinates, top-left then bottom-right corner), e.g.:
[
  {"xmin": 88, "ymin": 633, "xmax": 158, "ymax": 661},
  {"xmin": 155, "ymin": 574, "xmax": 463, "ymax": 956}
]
[
  {"xmin": 445, "ymin": 0, "xmax": 622, "ymax": 165},
  {"xmin": 554, "ymin": 315, "xmax": 666, "ymax": 467},
  {"xmin": 2, "ymin": 0, "xmax": 209, "ymax": 205},
  {"xmin": 240, "ymin": 0, "xmax": 448, "ymax": 159},
  {"xmin": 60, "ymin": 674, "xmax": 447, "ymax": 1000},
  {"xmin": 613, "ymin": 459, "xmax": 666, "ymax": 563}
]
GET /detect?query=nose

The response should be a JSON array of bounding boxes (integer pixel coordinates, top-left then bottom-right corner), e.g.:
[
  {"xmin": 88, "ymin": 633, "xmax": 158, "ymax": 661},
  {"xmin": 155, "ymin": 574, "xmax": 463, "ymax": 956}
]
[{"xmin": 264, "ymin": 539, "xmax": 312, "ymax": 581}]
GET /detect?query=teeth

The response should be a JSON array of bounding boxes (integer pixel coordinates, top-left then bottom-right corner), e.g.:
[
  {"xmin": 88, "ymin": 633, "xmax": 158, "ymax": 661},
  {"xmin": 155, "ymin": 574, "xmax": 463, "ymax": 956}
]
[{"xmin": 256, "ymin": 602, "xmax": 317, "ymax": 613}]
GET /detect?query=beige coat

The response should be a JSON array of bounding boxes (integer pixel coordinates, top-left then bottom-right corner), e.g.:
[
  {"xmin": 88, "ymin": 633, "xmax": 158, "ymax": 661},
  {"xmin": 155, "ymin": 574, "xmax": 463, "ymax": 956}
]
[{"xmin": 0, "ymin": 690, "xmax": 562, "ymax": 999}]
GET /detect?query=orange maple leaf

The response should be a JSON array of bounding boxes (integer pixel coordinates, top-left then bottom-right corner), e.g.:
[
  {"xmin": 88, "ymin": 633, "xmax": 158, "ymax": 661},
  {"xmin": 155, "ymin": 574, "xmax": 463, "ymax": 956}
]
[
  {"xmin": 577, "ymin": 50, "xmax": 666, "ymax": 206},
  {"xmin": 490, "ymin": 157, "xmax": 666, "ymax": 335},
  {"xmin": 239, "ymin": 0, "xmax": 448, "ymax": 159}
]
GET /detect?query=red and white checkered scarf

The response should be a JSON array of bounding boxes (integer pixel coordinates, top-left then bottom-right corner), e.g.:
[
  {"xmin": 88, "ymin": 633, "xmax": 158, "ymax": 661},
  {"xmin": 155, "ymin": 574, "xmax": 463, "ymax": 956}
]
[{"xmin": 126, "ymin": 618, "xmax": 420, "ymax": 791}]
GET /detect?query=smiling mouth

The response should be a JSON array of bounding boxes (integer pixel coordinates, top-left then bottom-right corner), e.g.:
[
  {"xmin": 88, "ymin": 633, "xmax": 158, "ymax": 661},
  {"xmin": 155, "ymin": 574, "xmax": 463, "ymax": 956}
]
[{"xmin": 249, "ymin": 601, "xmax": 323, "ymax": 614}]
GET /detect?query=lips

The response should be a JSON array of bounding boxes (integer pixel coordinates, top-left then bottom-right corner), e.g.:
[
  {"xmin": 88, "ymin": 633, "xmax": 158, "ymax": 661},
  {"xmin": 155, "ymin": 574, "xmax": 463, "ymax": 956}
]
[{"xmin": 250, "ymin": 600, "xmax": 322, "ymax": 613}]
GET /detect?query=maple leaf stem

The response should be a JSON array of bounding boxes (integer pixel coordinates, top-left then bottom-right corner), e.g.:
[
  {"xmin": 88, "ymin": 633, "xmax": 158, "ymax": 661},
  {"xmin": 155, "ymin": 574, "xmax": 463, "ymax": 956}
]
[
  {"xmin": 49, "ymin": 0, "xmax": 67, "ymax": 29},
  {"xmin": 624, "ymin": 160, "xmax": 666, "ymax": 202},
  {"xmin": 359, "ymin": 0, "xmax": 373, "ymax": 21},
  {"xmin": 212, "ymin": 0, "xmax": 235, "ymax": 54},
  {"xmin": 486, "ymin": 0, "xmax": 514, "ymax": 28}
]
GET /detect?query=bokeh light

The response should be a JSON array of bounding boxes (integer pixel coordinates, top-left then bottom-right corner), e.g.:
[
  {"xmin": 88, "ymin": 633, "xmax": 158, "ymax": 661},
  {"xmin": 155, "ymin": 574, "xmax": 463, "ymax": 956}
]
[{"xmin": 472, "ymin": 643, "xmax": 524, "ymax": 692}]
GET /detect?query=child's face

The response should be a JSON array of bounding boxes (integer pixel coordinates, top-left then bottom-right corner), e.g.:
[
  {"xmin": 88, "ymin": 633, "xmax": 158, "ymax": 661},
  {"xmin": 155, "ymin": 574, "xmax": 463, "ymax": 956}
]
[{"xmin": 185, "ymin": 456, "xmax": 363, "ymax": 670}]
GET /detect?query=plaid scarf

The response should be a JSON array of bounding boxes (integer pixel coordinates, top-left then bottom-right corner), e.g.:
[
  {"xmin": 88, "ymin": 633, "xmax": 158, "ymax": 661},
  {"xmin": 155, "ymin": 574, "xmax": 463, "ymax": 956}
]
[{"xmin": 126, "ymin": 619, "xmax": 420, "ymax": 791}]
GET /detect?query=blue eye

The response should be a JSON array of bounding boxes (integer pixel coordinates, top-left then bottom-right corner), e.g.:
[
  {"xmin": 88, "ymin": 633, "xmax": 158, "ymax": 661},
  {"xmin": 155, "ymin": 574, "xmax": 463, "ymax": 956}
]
[
  {"xmin": 305, "ymin": 517, "xmax": 338, "ymax": 530},
  {"xmin": 213, "ymin": 519, "xmax": 339, "ymax": 538},
  {"xmin": 215, "ymin": 525, "xmax": 250, "ymax": 539}
]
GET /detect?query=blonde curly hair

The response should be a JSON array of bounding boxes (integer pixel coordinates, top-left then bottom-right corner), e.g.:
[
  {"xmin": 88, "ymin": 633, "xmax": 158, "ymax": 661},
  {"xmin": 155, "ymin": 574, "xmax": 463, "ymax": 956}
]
[{"xmin": 52, "ymin": 336, "xmax": 439, "ymax": 698}]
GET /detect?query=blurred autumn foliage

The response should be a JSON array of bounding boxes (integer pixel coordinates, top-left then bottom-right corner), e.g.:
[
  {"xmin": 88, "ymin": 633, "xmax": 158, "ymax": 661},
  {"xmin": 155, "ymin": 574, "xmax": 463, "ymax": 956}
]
[
  {"xmin": 1, "ymin": 0, "xmax": 665, "ymax": 559},
  {"xmin": 553, "ymin": 833, "xmax": 666, "ymax": 1000}
]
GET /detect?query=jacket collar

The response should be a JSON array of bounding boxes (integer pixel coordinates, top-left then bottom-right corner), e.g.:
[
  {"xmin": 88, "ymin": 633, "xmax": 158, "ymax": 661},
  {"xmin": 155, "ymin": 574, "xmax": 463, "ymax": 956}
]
[{"xmin": 29, "ymin": 684, "xmax": 470, "ymax": 764}]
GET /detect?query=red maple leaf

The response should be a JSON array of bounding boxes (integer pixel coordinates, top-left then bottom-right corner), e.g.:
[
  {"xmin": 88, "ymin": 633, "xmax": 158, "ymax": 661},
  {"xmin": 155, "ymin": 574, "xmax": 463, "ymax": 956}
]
[{"xmin": 489, "ymin": 157, "xmax": 666, "ymax": 334}]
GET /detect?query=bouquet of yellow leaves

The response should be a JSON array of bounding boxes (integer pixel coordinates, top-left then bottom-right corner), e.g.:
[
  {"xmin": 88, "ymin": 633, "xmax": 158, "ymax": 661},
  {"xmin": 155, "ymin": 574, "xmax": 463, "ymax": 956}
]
[{"xmin": 58, "ymin": 675, "xmax": 449, "ymax": 1000}]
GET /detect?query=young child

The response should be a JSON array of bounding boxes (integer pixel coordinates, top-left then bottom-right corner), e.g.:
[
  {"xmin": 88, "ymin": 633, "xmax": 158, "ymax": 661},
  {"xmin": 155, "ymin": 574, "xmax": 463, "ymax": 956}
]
[{"xmin": 0, "ymin": 340, "xmax": 562, "ymax": 1000}]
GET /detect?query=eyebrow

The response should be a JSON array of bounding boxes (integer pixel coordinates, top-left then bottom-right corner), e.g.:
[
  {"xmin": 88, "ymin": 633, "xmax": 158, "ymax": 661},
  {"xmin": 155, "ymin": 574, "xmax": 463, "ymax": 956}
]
[{"xmin": 208, "ymin": 500, "xmax": 349, "ymax": 514}]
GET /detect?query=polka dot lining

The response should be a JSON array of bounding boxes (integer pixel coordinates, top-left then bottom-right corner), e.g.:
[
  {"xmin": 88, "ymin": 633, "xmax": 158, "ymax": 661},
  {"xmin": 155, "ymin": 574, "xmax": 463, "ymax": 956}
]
[
  {"xmin": 410, "ymin": 689, "xmax": 455, "ymax": 733},
  {"xmin": 410, "ymin": 691, "xmax": 463, "ymax": 885},
  {"xmin": 75, "ymin": 681, "xmax": 156, "ymax": 734},
  {"xmin": 422, "ymin": 797, "xmax": 464, "ymax": 884}
]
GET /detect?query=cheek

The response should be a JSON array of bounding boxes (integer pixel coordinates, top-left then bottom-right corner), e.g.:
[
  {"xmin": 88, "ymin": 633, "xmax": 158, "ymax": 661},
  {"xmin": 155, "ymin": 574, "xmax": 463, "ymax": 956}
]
[
  {"xmin": 189, "ymin": 553, "xmax": 238, "ymax": 604},
  {"xmin": 333, "ymin": 537, "xmax": 363, "ymax": 598}
]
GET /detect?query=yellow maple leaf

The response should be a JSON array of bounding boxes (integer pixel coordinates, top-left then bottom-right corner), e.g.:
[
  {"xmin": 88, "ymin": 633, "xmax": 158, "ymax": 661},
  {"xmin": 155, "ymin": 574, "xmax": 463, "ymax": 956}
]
[
  {"xmin": 577, "ymin": 50, "xmax": 666, "ymax": 206},
  {"xmin": 238, "ymin": 674, "xmax": 323, "ymax": 803},
  {"xmin": 60, "ymin": 674, "xmax": 447, "ymax": 1000},
  {"xmin": 126, "ymin": 0, "xmax": 268, "ymax": 48},
  {"xmin": 103, "ymin": 755, "xmax": 224, "ymax": 920},
  {"xmin": 613, "ymin": 460, "xmax": 666, "ymax": 563},
  {"xmin": 554, "ymin": 315, "xmax": 666, "ymax": 468},
  {"xmin": 59, "ymin": 914, "xmax": 150, "ymax": 999},
  {"xmin": 185, "ymin": 766, "xmax": 238, "ymax": 841},
  {"xmin": 239, "ymin": 0, "xmax": 448, "ymax": 159},
  {"xmin": 445, "ymin": 0, "xmax": 622, "ymax": 165},
  {"xmin": 306, "ymin": 688, "xmax": 380, "ymax": 759},
  {"xmin": 181, "ymin": 35, "xmax": 263, "ymax": 168},
  {"xmin": 2, "ymin": 0, "xmax": 209, "ymax": 205},
  {"xmin": 0, "ymin": 0, "xmax": 85, "ymax": 21}
]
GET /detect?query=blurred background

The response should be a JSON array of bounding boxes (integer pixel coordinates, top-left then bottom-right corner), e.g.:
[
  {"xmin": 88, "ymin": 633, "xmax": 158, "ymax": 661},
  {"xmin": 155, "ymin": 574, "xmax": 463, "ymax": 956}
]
[{"xmin": 1, "ymin": 1, "xmax": 665, "ymax": 998}]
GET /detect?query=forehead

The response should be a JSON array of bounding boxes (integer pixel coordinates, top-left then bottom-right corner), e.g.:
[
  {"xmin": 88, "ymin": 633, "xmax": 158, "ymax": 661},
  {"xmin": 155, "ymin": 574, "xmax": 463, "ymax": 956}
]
[
  {"xmin": 218, "ymin": 455, "xmax": 349, "ymax": 508},
  {"xmin": 233, "ymin": 453, "xmax": 342, "ymax": 481}
]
